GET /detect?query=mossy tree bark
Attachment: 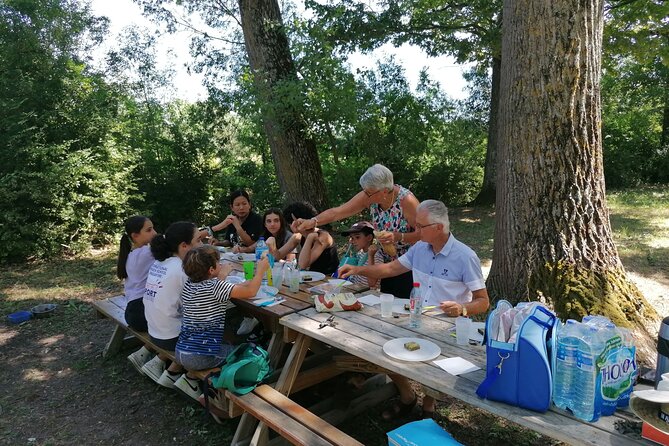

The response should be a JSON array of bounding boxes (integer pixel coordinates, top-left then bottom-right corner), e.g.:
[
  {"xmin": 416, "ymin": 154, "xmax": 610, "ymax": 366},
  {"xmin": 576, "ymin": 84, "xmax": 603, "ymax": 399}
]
[
  {"xmin": 239, "ymin": 0, "xmax": 328, "ymax": 211},
  {"xmin": 487, "ymin": 0, "xmax": 658, "ymax": 358}
]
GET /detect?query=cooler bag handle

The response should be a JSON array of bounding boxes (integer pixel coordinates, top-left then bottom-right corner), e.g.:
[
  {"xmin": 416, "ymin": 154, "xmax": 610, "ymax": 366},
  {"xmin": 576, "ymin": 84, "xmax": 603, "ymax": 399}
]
[
  {"xmin": 476, "ymin": 351, "xmax": 511, "ymax": 399},
  {"xmin": 528, "ymin": 306, "xmax": 556, "ymax": 330}
]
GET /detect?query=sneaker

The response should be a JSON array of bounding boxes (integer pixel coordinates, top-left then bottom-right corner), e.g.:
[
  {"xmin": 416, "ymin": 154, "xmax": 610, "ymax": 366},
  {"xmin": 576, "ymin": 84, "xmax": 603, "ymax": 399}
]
[
  {"xmin": 246, "ymin": 327, "xmax": 266, "ymax": 344},
  {"xmin": 141, "ymin": 356, "xmax": 166, "ymax": 383},
  {"xmin": 236, "ymin": 317, "xmax": 259, "ymax": 335},
  {"xmin": 174, "ymin": 374, "xmax": 203, "ymax": 400},
  {"xmin": 157, "ymin": 370, "xmax": 182, "ymax": 389},
  {"xmin": 127, "ymin": 347, "xmax": 153, "ymax": 376}
]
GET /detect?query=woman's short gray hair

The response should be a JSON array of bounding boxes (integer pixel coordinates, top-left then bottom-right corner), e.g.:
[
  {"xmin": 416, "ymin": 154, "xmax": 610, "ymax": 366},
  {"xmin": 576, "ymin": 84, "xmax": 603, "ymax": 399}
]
[
  {"xmin": 417, "ymin": 200, "xmax": 450, "ymax": 233},
  {"xmin": 359, "ymin": 164, "xmax": 394, "ymax": 191}
]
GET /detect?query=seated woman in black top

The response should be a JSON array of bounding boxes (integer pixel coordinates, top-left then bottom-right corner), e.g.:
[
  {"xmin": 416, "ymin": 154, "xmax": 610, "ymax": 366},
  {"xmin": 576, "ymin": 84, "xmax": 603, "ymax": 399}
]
[
  {"xmin": 209, "ymin": 190, "xmax": 263, "ymax": 253},
  {"xmin": 282, "ymin": 202, "xmax": 339, "ymax": 275}
]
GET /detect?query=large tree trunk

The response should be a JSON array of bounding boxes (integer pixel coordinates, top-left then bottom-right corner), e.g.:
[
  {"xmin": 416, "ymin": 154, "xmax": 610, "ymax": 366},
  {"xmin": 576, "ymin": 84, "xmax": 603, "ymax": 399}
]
[
  {"xmin": 487, "ymin": 0, "xmax": 658, "ymax": 360},
  {"xmin": 473, "ymin": 55, "xmax": 501, "ymax": 205},
  {"xmin": 238, "ymin": 0, "xmax": 328, "ymax": 211}
]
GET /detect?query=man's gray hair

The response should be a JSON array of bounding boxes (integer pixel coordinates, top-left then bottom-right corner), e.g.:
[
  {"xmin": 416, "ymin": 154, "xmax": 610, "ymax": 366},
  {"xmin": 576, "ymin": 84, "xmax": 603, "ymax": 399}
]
[
  {"xmin": 359, "ymin": 164, "xmax": 394, "ymax": 191},
  {"xmin": 418, "ymin": 200, "xmax": 450, "ymax": 234}
]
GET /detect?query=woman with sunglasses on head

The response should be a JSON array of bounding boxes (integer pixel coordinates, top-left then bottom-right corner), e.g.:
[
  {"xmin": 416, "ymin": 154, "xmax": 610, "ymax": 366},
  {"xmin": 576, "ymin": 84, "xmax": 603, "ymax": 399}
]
[{"xmin": 295, "ymin": 164, "xmax": 419, "ymax": 298}]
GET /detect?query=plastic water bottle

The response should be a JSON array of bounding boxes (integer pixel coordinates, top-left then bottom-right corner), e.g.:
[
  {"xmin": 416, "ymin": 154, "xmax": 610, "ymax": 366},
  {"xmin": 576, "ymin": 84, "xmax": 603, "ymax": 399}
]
[
  {"xmin": 553, "ymin": 319, "xmax": 579, "ymax": 410},
  {"xmin": 255, "ymin": 237, "xmax": 269, "ymax": 285},
  {"xmin": 409, "ymin": 283, "xmax": 422, "ymax": 329},
  {"xmin": 583, "ymin": 318, "xmax": 618, "ymax": 416},
  {"xmin": 572, "ymin": 325, "xmax": 605, "ymax": 422},
  {"xmin": 616, "ymin": 327, "xmax": 637, "ymax": 409}
]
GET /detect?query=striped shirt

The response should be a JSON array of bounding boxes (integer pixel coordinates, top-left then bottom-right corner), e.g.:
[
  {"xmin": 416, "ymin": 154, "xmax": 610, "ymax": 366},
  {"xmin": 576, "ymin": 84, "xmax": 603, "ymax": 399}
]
[{"xmin": 176, "ymin": 278, "xmax": 234, "ymax": 356}]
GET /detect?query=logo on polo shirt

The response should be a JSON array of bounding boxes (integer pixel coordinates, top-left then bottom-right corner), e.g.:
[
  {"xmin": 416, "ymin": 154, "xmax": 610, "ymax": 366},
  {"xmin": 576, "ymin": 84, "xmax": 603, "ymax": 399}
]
[{"xmin": 441, "ymin": 268, "xmax": 449, "ymax": 277}]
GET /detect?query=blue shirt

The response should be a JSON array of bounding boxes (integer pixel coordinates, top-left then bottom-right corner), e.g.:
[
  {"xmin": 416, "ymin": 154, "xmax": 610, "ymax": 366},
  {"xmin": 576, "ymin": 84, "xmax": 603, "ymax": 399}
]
[{"xmin": 398, "ymin": 234, "xmax": 485, "ymax": 307}]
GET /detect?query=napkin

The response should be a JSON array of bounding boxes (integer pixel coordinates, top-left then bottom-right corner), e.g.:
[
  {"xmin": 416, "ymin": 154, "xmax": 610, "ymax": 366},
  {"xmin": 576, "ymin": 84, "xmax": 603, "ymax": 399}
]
[
  {"xmin": 357, "ymin": 294, "xmax": 381, "ymax": 306},
  {"xmin": 433, "ymin": 357, "xmax": 480, "ymax": 376}
]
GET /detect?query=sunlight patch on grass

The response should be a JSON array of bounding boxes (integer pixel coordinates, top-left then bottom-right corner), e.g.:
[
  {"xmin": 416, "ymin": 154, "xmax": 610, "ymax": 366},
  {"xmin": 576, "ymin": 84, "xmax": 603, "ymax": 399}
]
[
  {"xmin": 0, "ymin": 328, "xmax": 18, "ymax": 346},
  {"xmin": 23, "ymin": 368, "xmax": 51, "ymax": 382},
  {"xmin": 38, "ymin": 334, "xmax": 64, "ymax": 347}
]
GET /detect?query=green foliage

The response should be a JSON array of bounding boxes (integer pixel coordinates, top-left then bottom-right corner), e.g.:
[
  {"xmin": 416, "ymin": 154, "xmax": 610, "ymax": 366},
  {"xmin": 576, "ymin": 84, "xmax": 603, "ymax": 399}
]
[
  {"xmin": 0, "ymin": 0, "xmax": 134, "ymax": 262},
  {"xmin": 602, "ymin": 0, "xmax": 669, "ymax": 188}
]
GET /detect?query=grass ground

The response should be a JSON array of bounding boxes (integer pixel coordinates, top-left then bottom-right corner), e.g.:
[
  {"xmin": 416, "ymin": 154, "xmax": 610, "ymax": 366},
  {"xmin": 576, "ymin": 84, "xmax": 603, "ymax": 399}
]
[{"xmin": 1, "ymin": 185, "xmax": 667, "ymax": 445}]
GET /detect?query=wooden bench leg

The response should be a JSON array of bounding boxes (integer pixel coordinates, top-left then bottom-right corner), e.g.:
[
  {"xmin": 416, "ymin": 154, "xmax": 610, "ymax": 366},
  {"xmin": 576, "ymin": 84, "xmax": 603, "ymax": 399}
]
[
  {"xmin": 265, "ymin": 327, "xmax": 286, "ymax": 370},
  {"xmin": 231, "ymin": 413, "xmax": 258, "ymax": 446},
  {"xmin": 252, "ymin": 334, "xmax": 313, "ymax": 445},
  {"xmin": 232, "ymin": 333, "xmax": 312, "ymax": 446},
  {"xmin": 103, "ymin": 325, "xmax": 128, "ymax": 358}
]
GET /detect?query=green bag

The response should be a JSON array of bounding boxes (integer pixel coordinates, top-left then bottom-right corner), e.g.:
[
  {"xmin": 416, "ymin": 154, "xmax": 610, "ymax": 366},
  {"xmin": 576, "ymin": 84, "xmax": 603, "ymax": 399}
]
[{"xmin": 211, "ymin": 343, "xmax": 271, "ymax": 395}]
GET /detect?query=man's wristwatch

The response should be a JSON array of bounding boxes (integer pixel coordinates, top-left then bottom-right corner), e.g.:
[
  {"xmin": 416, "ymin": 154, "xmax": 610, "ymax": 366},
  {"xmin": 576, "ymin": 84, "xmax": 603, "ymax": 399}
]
[{"xmin": 461, "ymin": 304, "xmax": 468, "ymax": 317}]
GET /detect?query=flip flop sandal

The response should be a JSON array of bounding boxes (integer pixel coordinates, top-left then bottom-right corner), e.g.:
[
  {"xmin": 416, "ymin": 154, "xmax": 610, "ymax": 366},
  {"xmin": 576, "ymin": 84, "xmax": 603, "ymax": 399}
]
[{"xmin": 381, "ymin": 395, "xmax": 417, "ymax": 421}]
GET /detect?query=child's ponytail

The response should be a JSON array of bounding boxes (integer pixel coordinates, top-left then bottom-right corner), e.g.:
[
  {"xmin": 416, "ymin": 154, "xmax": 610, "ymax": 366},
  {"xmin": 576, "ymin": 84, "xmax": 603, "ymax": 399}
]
[{"xmin": 116, "ymin": 216, "xmax": 149, "ymax": 280}]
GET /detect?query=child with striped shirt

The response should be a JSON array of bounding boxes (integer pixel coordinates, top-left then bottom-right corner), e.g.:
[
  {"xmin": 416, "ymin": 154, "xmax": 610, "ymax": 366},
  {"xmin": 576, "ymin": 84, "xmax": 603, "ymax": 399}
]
[{"xmin": 172, "ymin": 245, "xmax": 269, "ymax": 399}]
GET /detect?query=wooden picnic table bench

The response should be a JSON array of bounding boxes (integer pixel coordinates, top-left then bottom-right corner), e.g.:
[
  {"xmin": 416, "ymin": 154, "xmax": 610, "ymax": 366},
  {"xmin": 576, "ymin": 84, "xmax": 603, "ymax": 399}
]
[{"xmin": 226, "ymin": 384, "xmax": 364, "ymax": 446}]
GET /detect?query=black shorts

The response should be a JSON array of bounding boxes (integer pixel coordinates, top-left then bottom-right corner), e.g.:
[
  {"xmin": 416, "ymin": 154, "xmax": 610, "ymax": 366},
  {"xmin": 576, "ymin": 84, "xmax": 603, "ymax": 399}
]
[
  {"xmin": 125, "ymin": 298, "xmax": 148, "ymax": 332},
  {"xmin": 150, "ymin": 335, "xmax": 179, "ymax": 352},
  {"xmin": 380, "ymin": 270, "xmax": 414, "ymax": 299}
]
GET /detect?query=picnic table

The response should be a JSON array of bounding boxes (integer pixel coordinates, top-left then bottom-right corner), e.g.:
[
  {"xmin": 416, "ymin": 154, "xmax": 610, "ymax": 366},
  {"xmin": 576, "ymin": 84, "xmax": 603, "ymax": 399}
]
[
  {"xmin": 249, "ymin": 291, "xmax": 651, "ymax": 446},
  {"xmin": 220, "ymin": 257, "xmax": 367, "ymax": 368}
]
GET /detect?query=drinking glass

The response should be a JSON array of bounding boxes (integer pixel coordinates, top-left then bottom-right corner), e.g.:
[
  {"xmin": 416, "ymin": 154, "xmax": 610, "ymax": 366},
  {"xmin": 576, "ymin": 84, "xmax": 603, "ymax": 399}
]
[
  {"xmin": 380, "ymin": 293, "xmax": 394, "ymax": 318},
  {"xmin": 456, "ymin": 317, "xmax": 472, "ymax": 345}
]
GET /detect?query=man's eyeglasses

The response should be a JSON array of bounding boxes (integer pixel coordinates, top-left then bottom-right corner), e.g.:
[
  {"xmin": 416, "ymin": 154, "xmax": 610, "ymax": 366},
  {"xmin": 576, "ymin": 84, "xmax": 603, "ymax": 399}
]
[{"xmin": 415, "ymin": 222, "xmax": 439, "ymax": 230}]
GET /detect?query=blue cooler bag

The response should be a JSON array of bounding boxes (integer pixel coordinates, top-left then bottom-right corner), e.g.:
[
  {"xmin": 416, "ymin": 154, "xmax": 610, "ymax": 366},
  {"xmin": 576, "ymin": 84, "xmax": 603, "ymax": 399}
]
[{"xmin": 476, "ymin": 300, "xmax": 557, "ymax": 412}]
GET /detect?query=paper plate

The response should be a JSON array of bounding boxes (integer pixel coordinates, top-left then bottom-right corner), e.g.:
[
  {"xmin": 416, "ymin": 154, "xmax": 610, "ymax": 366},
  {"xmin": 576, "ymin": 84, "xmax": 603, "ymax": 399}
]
[
  {"xmin": 225, "ymin": 276, "xmax": 245, "ymax": 284},
  {"xmin": 300, "ymin": 271, "xmax": 326, "ymax": 283},
  {"xmin": 383, "ymin": 337, "xmax": 442, "ymax": 362},
  {"xmin": 632, "ymin": 389, "xmax": 669, "ymax": 404},
  {"xmin": 222, "ymin": 252, "xmax": 256, "ymax": 262}
]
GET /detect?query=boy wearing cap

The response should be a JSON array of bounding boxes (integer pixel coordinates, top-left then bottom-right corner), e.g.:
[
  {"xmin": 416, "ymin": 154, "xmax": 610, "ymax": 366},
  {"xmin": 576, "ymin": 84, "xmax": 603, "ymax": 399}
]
[{"xmin": 340, "ymin": 221, "xmax": 380, "ymax": 288}]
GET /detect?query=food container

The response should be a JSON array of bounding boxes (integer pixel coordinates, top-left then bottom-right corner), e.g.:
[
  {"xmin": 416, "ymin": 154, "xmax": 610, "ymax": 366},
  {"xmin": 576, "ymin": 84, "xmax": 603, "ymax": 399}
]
[
  {"xmin": 7, "ymin": 310, "xmax": 33, "ymax": 324},
  {"xmin": 31, "ymin": 303, "xmax": 57, "ymax": 318}
]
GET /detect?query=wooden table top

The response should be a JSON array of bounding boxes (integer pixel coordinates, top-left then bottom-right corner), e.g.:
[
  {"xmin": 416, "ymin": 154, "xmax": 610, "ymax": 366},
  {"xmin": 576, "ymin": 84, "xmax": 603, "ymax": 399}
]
[
  {"xmin": 222, "ymin": 259, "xmax": 369, "ymax": 323},
  {"xmin": 279, "ymin": 295, "xmax": 649, "ymax": 446}
]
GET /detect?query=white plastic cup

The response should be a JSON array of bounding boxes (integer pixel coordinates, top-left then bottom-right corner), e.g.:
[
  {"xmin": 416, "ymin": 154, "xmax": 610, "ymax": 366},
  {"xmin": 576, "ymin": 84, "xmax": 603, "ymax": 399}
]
[
  {"xmin": 455, "ymin": 317, "xmax": 472, "ymax": 345},
  {"xmin": 271, "ymin": 265, "xmax": 284, "ymax": 287},
  {"xmin": 379, "ymin": 293, "xmax": 394, "ymax": 318}
]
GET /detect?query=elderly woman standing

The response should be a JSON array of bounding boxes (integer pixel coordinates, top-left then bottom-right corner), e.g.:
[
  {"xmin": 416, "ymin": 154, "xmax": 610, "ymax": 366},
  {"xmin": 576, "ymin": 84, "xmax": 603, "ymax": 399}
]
[{"xmin": 295, "ymin": 164, "xmax": 419, "ymax": 298}]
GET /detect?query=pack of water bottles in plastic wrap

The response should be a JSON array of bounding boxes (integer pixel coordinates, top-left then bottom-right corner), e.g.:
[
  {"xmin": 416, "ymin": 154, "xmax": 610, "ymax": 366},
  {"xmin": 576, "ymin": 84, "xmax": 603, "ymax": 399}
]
[{"xmin": 553, "ymin": 315, "xmax": 637, "ymax": 422}]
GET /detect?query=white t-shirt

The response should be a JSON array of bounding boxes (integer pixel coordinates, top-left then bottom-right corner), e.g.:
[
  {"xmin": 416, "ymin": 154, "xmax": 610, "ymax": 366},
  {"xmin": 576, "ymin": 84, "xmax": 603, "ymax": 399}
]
[
  {"xmin": 124, "ymin": 245, "xmax": 155, "ymax": 302},
  {"xmin": 143, "ymin": 256, "xmax": 186, "ymax": 340}
]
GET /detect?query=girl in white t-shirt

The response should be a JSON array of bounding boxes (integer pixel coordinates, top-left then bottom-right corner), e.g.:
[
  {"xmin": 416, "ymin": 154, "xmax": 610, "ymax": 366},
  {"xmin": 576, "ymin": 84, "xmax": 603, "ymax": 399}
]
[
  {"xmin": 117, "ymin": 215, "xmax": 157, "ymax": 373},
  {"xmin": 140, "ymin": 221, "xmax": 203, "ymax": 387}
]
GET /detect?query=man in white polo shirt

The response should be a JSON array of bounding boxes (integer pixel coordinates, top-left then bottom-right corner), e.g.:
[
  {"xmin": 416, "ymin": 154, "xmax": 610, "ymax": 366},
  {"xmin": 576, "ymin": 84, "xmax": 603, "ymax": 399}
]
[{"xmin": 339, "ymin": 199, "xmax": 489, "ymax": 419}]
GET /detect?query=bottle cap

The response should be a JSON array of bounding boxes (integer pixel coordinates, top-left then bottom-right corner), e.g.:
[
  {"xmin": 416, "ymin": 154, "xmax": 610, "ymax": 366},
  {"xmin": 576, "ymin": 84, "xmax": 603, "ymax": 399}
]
[{"xmin": 413, "ymin": 282, "xmax": 420, "ymax": 287}]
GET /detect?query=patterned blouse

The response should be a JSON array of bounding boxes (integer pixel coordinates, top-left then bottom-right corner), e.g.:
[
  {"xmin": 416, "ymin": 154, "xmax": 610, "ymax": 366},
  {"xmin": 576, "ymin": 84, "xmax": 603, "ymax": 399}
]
[{"xmin": 369, "ymin": 185, "xmax": 414, "ymax": 263}]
